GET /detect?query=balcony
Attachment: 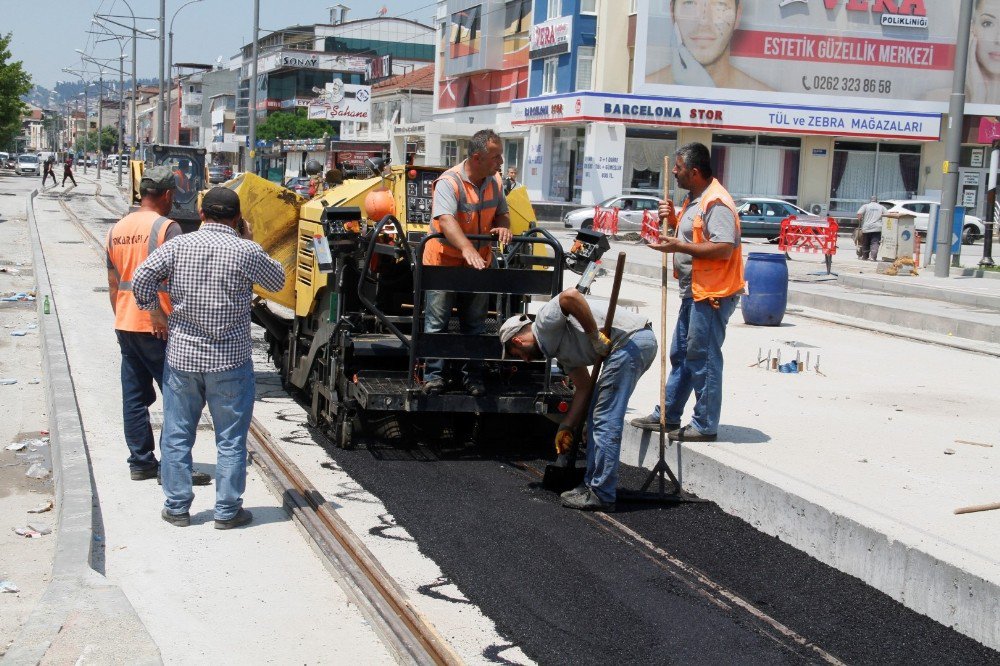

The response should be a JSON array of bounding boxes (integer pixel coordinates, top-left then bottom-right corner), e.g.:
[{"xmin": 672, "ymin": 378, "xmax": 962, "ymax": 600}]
[
  {"xmin": 179, "ymin": 114, "xmax": 201, "ymax": 129},
  {"xmin": 182, "ymin": 92, "xmax": 203, "ymax": 105}
]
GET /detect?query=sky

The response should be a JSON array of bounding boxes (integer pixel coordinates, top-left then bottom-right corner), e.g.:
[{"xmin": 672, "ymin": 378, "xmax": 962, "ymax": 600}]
[{"xmin": 2, "ymin": 0, "xmax": 437, "ymax": 89}]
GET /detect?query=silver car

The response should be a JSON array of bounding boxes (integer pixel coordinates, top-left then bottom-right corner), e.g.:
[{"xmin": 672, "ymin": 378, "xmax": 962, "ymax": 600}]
[
  {"xmin": 563, "ymin": 195, "xmax": 662, "ymax": 231},
  {"xmin": 16, "ymin": 154, "xmax": 40, "ymax": 176},
  {"xmin": 879, "ymin": 200, "xmax": 984, "ymax": 245}
]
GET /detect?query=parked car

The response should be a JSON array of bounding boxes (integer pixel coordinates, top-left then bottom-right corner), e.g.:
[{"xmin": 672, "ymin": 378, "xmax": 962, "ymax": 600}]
[
  {"xmin": 208, "ymin": 165, "xmax": 229, "ymax": 184},
  {"xmin": 563, "ymin": 195, "xmax": 662, "ymax": 231},
  {"xmin": 16, "ymin": 153, "xmax": 40, "ymax": 176},
  {"xmin": 735, "ymin": 198, "xmax": 820, "ymax": 238},
  {"xmin": 879, "ymin": 199, "xmax": 984, "ymax": 245},
  {"xmin": 0, "ymin": 152, "xmax": 8, "ymax": 168},
  {"xmin": 283, "ymin": 176, "xmax": 311, "ymax": 196}
]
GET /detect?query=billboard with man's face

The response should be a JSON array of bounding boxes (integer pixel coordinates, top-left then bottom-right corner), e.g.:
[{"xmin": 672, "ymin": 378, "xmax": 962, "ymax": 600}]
[{"xmin": 633, "ymin": 0, "xmax": 1000, "ymax": 116}]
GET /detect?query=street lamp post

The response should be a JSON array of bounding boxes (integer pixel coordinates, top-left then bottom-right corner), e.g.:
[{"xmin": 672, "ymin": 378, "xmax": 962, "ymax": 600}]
[
  {"xmin": 159, "ymin": 0, "xmax": 166, "ymax": 143},
  {"xmin": 167, "ymin": 0, "xmax": 205, "ymax": 145},
  {"xmin": 247, "ymin": 0, "xmax": 260, "ymax": 174}
]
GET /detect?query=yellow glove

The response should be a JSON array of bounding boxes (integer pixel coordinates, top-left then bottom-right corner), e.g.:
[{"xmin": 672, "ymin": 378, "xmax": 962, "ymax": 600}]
[
  {"xmin": 555, "ymin": 425, "xmax": 575, "ymax": 455},
  {"xmin": 588, "ymin": 330, "xmax": 611, "ymax": 356}
]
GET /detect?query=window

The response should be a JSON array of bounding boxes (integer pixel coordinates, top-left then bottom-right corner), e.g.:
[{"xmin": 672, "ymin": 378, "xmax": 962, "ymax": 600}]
[
  {"xmin": 580, "ymin": 0, "xmax": 597, "ymax": 13},
  {"xmin": 504, "ymin": 0, "xmax": 531, "ymax": 34},
  {"xmin": 575, "ymin": 46, "xmax": 594, "ymax": 91},
  {"xmin": 450, "ymin": 6, "xmax": 482, "ymax": 58},
  {"xmin": 711, "ymin": 134, "xmax": 801, "ymax": 202},
  {"xmin": 542, "ymin": 57, "xmax": 558, "ymax": 94},
  {"xmin": 442, "ymin": 140, "xmax": 459, "ymax": 167},
  {"xmin": 829, "ymin": 141, "xmax": 920, "ymax": 215},
  {"xmin": 628, "ymin": 0, "xmax": 638, "ymax": 14},
  {"xmin": 547, "ymin": 0, "xmax": 561, "ymax": 19}
]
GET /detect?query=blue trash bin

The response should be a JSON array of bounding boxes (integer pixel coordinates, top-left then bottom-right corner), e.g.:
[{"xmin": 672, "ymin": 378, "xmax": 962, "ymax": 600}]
[{"xmin": 742, "ymin": 252, "xmax": 788, "ymax": 326}]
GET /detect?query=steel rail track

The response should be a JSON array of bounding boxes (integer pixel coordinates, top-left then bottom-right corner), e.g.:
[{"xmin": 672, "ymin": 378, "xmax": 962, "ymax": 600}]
[
  {"xmin": 55, "ymin": 183, "xmax": 462, "ymax": 666},
  {"xmin": 508, "ymin": 461, "xmax": 845, "ymax": 665}
]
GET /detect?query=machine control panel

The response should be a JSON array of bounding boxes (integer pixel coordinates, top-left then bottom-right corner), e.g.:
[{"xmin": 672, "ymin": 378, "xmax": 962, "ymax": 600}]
[{"xmin": 405, "ymin": 168, "xmax": 440, "ymax": 225}]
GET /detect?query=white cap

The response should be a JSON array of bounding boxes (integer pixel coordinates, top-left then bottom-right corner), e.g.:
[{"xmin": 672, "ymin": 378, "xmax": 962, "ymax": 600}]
[{"xmin": 498, "ymin": 314, "xmax": 532, "ymax": 359}]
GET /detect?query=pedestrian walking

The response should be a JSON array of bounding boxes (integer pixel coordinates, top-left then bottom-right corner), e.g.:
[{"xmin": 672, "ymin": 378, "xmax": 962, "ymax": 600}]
[
  {"xmin": 500, "ymin": 292, "xmax": 655, "ymax": 512},
  {"xmin": 41, "ymin": 157, "xmax": 56, "ymax": 187},
  {"xmin": 631, "ymin": 142, "xmax": 744, "ymax": 442},
  {"xmin": 132, "ymin": 187, "xmax": 285, "ymax": 529},
  {"xmin": 62, "ymin": 156, "xmax": 77, "ymax": 187},
  {"xmin": 106, "ymin": 166, "xmax": 211, "ymax": 487},
  {"xmin": 856, "ymin": 196, "xmax": 887, "ymax": 261}
]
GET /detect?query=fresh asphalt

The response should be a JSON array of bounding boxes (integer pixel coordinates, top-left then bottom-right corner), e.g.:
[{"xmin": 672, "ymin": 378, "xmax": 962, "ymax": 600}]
[{"xmin": 312, "ymin": 416, "xmax": 998, "ymax": 665}]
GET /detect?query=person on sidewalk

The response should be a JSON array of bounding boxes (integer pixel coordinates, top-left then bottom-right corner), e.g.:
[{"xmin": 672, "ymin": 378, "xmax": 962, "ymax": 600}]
[
  {"xmin": 631, "ymin": 142, "xmax": 744, "ymax": 442},
  {"xmin": 106, "ymin": 166, "xmax": 210, "ymax": 487},
  {"xmin": 41, "ymin": 157, "xmax": 56, "ymax": 187},
  {"xmin": 503, "ymin": 166, "xmax": 518, "ymax": 194},
  {"xmin": 500, "ymin": 292, "xmax": 655, "ymax": 512},
  {"xmin": 132, "ymin": 187, "xmax": 285, "ymax": 529},
  {"xmin": 62, "ymin": 156, "xmax": 77, "ymax": 187},
  {"xmin": 421, "ymin": 129, "xmax": 512, "ymax": 397},
  {"xmin": 856, "ymin": 196, "xmax": 886, "ymax": 261}
]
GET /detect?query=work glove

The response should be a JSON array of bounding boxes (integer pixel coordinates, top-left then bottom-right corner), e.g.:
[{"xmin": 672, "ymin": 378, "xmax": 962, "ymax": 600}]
[
  {"xmin": 555, "ymin": 424, "xmax": 575, "ymax": 455},
  {"xmin": 588, "ymin": 330, "xmax": 612, "ymax": 357}
]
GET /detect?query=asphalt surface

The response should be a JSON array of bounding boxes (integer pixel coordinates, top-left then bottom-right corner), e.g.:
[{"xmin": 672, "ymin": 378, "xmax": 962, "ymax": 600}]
[{"xmin": 316, "ymin": 419, "xmax": 999, "ymax": 665}]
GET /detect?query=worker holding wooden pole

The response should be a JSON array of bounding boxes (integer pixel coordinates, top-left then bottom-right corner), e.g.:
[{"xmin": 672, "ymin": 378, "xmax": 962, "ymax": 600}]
[{"xmin": 630, "ymin": 142, "xmax": 745, "ymax": 443}]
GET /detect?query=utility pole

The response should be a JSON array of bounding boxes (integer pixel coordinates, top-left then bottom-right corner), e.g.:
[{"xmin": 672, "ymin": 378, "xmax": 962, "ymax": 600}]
[
  {"xmin": 936, "ymin": 0, "xmax": 974, "ymax": 277},
  {"xmin": 247, "ymin": 0, "xmax": 260, "ymax": 174},
  {"xmin": 97, "ymin": 71, "xmax": 104, "ymax": 179},
  {"xmin": 158, "ymin": 0, "xmax": 166, "ymax": 143},
  {"xmin": 117, "ymin": 53, "xmax": 125, "ymax": 186}
]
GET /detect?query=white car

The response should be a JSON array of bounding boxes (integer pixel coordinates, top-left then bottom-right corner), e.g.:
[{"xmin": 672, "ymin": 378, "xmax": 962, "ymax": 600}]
[
  {"xmin": 16, "ymin": 154, "xmax": 40, "ymax": 176},
  {"xmin": 879, "ymin": 200, "xmax": 984, "ymax": 245},
  {"xmin": 563, "ymin": 195, "xmax": 662, "ymax": 231}
]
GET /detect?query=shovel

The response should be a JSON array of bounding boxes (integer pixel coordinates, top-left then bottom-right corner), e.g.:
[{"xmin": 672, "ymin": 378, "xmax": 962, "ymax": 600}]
[{"xmin": 542, "ymin": 251, "xmax": 627, "ymax": 492}]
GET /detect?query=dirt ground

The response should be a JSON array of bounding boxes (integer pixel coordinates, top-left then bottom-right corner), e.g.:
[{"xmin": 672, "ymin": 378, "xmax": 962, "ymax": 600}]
[{"xmin": 0, "ymin": 174, "xmax": 55, "ymax": 655}]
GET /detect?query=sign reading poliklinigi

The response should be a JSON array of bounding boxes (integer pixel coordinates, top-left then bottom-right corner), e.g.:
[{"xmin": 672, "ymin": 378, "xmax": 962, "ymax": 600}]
[
  {"xmin": 307, "ymin": 80, "xmax": 372, "ymax": 122},
  {"xmin": 529, "ymin": 16, "xmax": 572, "ymax": 59}
]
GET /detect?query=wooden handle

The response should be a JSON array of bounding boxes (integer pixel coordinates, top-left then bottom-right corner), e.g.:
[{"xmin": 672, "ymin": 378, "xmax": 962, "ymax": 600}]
[
  {"xmin": 954, "ymin": 501, "xmax": 1000, "ymax": 515},
  {"xmin": 659, "ymin": 156, "xmax": 671, "ymax": 429}
]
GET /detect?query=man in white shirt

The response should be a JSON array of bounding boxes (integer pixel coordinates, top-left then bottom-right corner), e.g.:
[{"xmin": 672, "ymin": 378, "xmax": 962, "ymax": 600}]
[{"xmin": 856, "ymin": 197, "xmax": 886, "ymax": 261}]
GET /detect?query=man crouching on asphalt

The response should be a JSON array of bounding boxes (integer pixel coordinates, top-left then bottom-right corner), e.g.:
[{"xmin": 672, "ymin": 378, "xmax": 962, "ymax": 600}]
[
  {"xmin": 500, "ymin": 290, "xmax": 655, "ymax": 512},
  {"xmin": 132, "ymin": 187, "xmax": 285, "ymax": 529}
]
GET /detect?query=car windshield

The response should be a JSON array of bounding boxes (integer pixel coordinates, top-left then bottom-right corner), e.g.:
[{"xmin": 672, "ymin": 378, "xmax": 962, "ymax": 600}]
[
  {"xmin": 20, "ymin": 155, "xmax": 38, "ymax": 163},
  {"xmin": 596, "ymin": 196, "xmax": 620, "ymax": 207}
]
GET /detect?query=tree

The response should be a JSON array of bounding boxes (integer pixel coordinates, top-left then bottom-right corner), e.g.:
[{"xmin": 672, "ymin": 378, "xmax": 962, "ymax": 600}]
[
  {"xmin": 256, "ymin": 108, "xmax": 332, "ymax": 142},
  {"xmin": 74, "ymin": 127, "xmax": 117, "ymax": 154},
  {"xmin": 0, "ymin": 33, "xmax": 32, "ymax": 151}
]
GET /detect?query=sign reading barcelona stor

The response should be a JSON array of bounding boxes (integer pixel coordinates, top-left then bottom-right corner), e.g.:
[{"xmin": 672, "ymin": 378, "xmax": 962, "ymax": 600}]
[{"xmin": 633, "ymin": 0, "xmax": 1000, "ymax": 116}]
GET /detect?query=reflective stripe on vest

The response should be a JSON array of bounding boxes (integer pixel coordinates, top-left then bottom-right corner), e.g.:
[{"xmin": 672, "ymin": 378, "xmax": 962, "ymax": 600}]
[
  {"xmin": 424, "ymin": 164, "xmax": 503, "ymax": 266},
  {"xmin": 107, "ymin": 212, "xmax": 174, "ymax": 332},
  {"xmin": 681, "ymin": 178, "xmax": 745, "ymax": 301}
]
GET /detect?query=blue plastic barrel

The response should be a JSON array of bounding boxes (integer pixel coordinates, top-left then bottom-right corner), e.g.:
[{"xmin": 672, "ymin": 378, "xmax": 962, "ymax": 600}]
[{"xmin": 742, "ymin": 253, "xmax": 788, "ymax": 326}]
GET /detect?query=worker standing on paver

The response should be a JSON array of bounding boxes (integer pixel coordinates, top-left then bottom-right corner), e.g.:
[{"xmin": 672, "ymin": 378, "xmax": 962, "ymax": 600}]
[
  {"xmin": 106, "ymin": 166, "xmax": 210, "ymax": 487},
  {"xmin": 856, "ymin": 196, "xmax": 886, "ymax": 261},
  {"xmin": 631, "ymin": 142, "xmax": 744, "ymax": 442},
  {"xmin": 421, "ymin": 129, "xmax": 512, "ymax": 396},
  {"xmin": 132, "ymin": 187, "xmax": 285, "ymax": 529},
  {"xmin": 500, "ymin": 292, "xmax": 655, "ymax": 512}
]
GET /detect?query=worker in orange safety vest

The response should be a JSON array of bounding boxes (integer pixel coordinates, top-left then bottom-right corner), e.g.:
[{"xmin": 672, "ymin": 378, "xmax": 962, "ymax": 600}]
[
  {"xmin": 633, "ymin": 142, "xmax": 744, "ymax": 443},
  {"xmin": 421, "ymin": 129, "xmax": 513, "ymax": 396},
  {"xmin": 106, "ymin": 165, "xmax": 210, "ymax": 486}
]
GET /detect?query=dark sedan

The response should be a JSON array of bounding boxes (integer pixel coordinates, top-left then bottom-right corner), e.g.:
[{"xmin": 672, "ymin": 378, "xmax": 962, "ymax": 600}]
[{"xmin": 283, "ymin": 176, "xmax": 311, "ymax": 196}]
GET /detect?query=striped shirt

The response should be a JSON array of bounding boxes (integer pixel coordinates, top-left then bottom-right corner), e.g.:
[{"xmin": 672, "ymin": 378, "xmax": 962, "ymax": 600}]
[{"xmin": 132, "ymin": 223, "xmax": 285, "ymax": 373}]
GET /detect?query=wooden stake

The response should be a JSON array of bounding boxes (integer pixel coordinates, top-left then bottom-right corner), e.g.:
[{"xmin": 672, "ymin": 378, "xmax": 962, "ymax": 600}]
[
  {"xmin": 954, "ymin": 501, "xmax": 1000, "ymax": 515},
  {"xmin": 658, "ymin": 156, "xmax": 671, "ymax": 490}
]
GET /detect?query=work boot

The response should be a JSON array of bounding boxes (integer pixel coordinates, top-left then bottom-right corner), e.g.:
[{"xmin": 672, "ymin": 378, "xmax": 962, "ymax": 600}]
[
  {"xmin": 130, "ymin": 466, "xmax": 159, "ymax": 481},
  {"xmin": 422, "ymin": 378, "xmax": 447, "ymax": 395},
  {"xmin": 161, "ymin": 508, "xmax": 190, "ymax": 527},
  {"xmin": 559, "ymin": 484, "xmax": 588, "ymax": 500},
  {"xmin": 157, "ymin": 469, "xmax": 212, "ymax": 486},
  {"xmin": 464, "ymin": 378, "xmax": 486, "ymax": 397},
  {"xmin": 630, "ymin": 415, "xmax": 680, "ymax": 433},
  {"xmin": 668, "ymin": 425, "xmax": 717, "ymax": 442},
  {"xmin": 215, "ymin": 508, "xmax": 253, "ymax": 530},
  {"xmin": 561, "ymin": 488, "xmax": 615, "ymax": 513}
]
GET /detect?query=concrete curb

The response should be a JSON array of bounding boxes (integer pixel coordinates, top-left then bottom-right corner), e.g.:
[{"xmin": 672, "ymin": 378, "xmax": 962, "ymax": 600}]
[
  {"xmin": 3, "ymin": 191, "xmax": 161, "ymax": 665},
  {"xmin": 619, "ymin": 428, "xmax": 1000, "ymax": 651},
  {"xmin": 837, "ymin": 273, "xmax": 1000, "ymax": 311}
]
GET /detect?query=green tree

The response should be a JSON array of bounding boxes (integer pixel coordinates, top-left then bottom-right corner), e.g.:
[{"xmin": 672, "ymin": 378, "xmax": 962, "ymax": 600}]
[
  {"xmin": 74, "ymin": 127, "xmax": 117, "ymax": 154},
  {"xmin": 0, "ymin": 32, "xmax": 32, "ymax": 151},
  {"xmin": 256, "ymin": 108, "xmax": 332, "ymax": 141}
]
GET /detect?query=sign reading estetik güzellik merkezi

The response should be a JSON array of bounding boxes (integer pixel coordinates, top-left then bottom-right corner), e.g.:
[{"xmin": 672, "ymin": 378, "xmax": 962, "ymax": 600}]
[
  {"xmin": 510, "ymin": 92, "xmax": 941, "ymax": 140},
  {"xmin": 633, "ymin": 0, "xmax": 1000, "ymax": 116},
  {"xmin": 307, "ymin": 80, "xmax": 372, "ymax": 122},
  {"xmin": 529, "ymin": 16, "xmax": 572, "ymax": 59}
]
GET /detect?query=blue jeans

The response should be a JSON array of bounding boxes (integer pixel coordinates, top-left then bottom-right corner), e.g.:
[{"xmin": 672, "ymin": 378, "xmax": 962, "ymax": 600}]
[
  {"xmin": 423, "ymin": 289, "xmax": 488, "ymax": 382},
  {"xmin": 116, "ymin": 330, "xmax": 167, "ymax": 472},
  {"xmin": 161, "ymin": 360, "xmax": 255, "ymax": 520},
  {"xmin": 652, "ymin": 295, "xmax": 738, "ymax": 435},
  {"xmin": 585, "ymin": 328, "xmax": 658, "ymax": 503}
]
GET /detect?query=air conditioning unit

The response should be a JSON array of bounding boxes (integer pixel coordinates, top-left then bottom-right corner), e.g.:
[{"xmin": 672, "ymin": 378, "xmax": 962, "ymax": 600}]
[{"xmin": 809, "ymin": 203, "xmax": 829, "ymax": 216}]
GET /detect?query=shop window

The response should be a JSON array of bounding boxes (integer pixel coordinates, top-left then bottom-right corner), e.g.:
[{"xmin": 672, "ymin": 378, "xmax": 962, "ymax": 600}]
[
  {"xmin": 576, "ymin": 47, "xmax": 594, "ymax": 91},
  {"xmin": 542, "ymin": 57, "xmax": 559, "ymax": 94},
  {"xmin": 580, "ymin": 0, "xmax": 597, "ymax": 13},
  {"xmin": 548, "ymin": 127, "xmax": 585, "ymax": 203},
  {"xmin": 711, "ymin": 134, "xmax": 801, "ymax": 202},
  {"xmin": 624, "ymin": 136, "xmax": 675, "ymax": 196},
  {"xmin": 547, "ymin": 0, "xmax": 561, "ymax": 19},
  {"xmin": 829, "ymin": 141, "xmax": 920, "ymax": 216},
  {"xmin": 442, "ymin": 140, "xmax": 459, "ymax": 167}
]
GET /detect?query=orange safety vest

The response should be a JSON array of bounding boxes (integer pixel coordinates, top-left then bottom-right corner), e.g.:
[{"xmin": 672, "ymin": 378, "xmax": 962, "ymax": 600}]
[
  {"xmin": 423, "ymin": 163, "xmax": 504, "ymax": 267},
  {"xmin": 677, "ymin": 178, "xmax": 745, "ymax": 302},
  {"xmin": 106, "ymin": 210, "xmax": 175, "ymax": 332}
]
